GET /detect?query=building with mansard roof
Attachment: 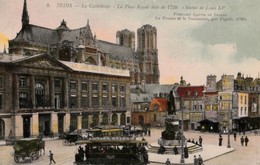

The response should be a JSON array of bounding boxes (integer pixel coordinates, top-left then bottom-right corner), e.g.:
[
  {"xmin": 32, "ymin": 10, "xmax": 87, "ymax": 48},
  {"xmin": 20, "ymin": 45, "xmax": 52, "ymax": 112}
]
[
  {"xmin": 0, "ymin": 52, "xmax": 131, "ymax": 139},
  {"xmin": 9, "ymin": 0, "xmax": 160, "ymax": 86}
]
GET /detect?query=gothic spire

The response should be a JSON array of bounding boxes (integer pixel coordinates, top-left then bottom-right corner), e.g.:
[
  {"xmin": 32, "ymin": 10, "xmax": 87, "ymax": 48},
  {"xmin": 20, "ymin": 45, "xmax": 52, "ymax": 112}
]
[{"xmin": 22, "ymin": 0, "xmax": 29, "ymax": 28}]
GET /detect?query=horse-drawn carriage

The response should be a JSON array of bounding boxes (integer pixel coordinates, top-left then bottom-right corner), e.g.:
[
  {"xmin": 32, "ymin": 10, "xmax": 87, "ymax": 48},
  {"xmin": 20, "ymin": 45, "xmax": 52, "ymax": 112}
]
[
  {"xmin": 13, "ymin": 138, "xmax": 45, "ymax": 163},
  {"xmin": 62, "ymin": 132, "xmax": 83, "ymax": 146}
]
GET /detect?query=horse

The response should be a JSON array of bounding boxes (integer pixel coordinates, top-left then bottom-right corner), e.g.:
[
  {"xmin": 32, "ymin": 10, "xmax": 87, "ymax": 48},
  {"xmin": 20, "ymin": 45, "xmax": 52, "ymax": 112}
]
[{"xmin": 38, "ymin": 140, "xmax": 45, "ymax": 156}]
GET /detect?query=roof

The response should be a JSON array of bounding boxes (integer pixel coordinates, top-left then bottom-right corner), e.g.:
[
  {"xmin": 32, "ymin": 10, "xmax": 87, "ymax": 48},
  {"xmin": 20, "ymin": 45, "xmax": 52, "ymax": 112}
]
[
  {"xmin": 130, "ymin": 93, "xmax": 152, "ymax": 103},
  {"xmin": 149, "ymin": 98, "xmax": 168, "ymax": 112},
  {"xmin": 76, "ymin": 137, "xmax": 147, "ymax": 145},
  {"xmin": 60, "ymin": 61, "xmax": 130, "ymax": 77},
  {"xmin": 177, "ymin": 86, "xmax": 205, "ymax": 98},
  {"xmin": 0, "ymin": 54, "xmax": 28, "ymax": 63},
  {"xmin": 130, "ymin": 84, "xmax": 177, "ymax": 95},
  {"xmin": 11, "ymin": 23, "xmax": 93, "ymax": 46},
  {"xmin": 96, "ymin": 40, "xmax": 136, "ymax": 60},
  {"xmin": 12, "ymin": 24, "xmax": 60, "ymax": 45},
  {"xmin": 198, "ymin": 118, "xmax": 219, "ymax": 123}
]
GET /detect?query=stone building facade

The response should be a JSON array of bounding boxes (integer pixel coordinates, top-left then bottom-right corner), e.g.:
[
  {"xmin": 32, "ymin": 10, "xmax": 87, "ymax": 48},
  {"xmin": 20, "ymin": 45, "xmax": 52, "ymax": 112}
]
[
  {"xmin": 0, "ymin": 53, "xmax": 131, "ymax": 139},
  {"xmin": 9, "ymin": 0, "xmax": 160, "ymax": 86}
]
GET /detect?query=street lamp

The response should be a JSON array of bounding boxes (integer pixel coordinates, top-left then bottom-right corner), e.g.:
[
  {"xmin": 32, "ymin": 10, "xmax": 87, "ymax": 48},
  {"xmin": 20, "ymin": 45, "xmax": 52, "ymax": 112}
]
[
  {"xmin": 227, "ymin": 109, "xmax": 231, "ymax": 148},
  {"xmin": 180, "ymin": 97, "xmax": 185, "ymax": 163}
]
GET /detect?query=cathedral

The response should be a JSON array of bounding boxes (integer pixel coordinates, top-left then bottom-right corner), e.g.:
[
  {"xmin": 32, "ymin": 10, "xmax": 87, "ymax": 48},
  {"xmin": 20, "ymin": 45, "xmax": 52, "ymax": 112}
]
[
  {"xmin": 9, "ymin": 0, "xmax": 160, "ymax": 85},
  {"xmin": 0, "ymin": 0, "xmax": 160, "ymax": 139}
]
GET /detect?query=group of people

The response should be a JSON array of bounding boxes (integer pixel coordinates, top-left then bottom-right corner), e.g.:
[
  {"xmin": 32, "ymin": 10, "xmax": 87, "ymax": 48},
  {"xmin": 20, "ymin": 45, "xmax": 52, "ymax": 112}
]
[
  {"xmin": 218, "ymin": 132, "xmax": 250, "ymax": 147},
  {"xmin": 187, "ymin": 136, "xmax": 203, "ymax": 147},
  {"xmin": 240, "ymin": 136, "xmax": 249, "ymax": 146},
  {"xmin": 194, "ymin": 155, "xmax": 204, "ymax": 165}
]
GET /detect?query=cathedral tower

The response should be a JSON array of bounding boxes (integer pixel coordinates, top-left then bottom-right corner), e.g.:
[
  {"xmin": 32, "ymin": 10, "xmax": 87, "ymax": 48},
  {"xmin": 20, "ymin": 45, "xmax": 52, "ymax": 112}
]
[
  {"xmin": 116, "ymin": 29, "xmax": 135, "ymax": 50},
  {"xmin": 137, "ymin": 24, "xmax": 160, "ymax": 84}
]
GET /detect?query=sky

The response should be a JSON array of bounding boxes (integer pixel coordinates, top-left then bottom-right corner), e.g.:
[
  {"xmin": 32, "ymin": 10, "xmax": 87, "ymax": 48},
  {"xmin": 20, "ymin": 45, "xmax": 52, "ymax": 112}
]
[{"xmin": 0, "ymin": 0, "xmax": 259, "ymax": 85}]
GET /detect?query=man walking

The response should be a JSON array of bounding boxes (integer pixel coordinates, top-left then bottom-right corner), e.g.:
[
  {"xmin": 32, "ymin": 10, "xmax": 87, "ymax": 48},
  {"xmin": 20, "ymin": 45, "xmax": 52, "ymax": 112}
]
[
  {"xmin": 245, "ymin": 136, "xmax": 249, "ymax": 146},
  {"xmin": 233, "ymin": 132, "xmax": 237, "ymax": 141},
  {"xmin": 219, "ymin": 135, "xmax": 223, "ymax": 146},
  {"xmin": 194, "ymin": 155, "xmax": 198, "ymax": 165},
  {"xmin": 49, "ymin": 150, "xmax": 56, "ymax": 164},
  {"xmin": 240, "ymin": 136, "xmax": 244, "ymax": 146},
  {"xmin": 199, "ymin": 136, "xmax": 203, "ymax": 146},
  {"xmin": 197, "ymin": 155, "xmax": 203, "ymax": 165}
]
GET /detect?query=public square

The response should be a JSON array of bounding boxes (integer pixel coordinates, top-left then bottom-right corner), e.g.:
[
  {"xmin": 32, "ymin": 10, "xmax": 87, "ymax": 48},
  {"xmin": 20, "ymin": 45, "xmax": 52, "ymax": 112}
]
[{"xmin": 0, "ymin": 127, "xmax": 259, "ymax": 165}]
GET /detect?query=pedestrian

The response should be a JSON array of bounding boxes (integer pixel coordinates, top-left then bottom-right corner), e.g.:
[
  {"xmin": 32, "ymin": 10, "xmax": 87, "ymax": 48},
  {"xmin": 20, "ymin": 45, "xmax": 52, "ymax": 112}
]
[
  {"xmin": 194, "ymin": 155, "xmax": 198, "ymax": 165},
  {"xmin": 148, "ymin": 129, "xmax": 151, "ymax": 136},
  {"xmin": 219, "ymin": 135, "xmax": 223, "ymax": 146},
  {"xmin": 165, "ymin": 158, "xmax": 171, "ymax": 165},
  {"xmin": 173, "ymin": 146, "xmax": 178, "ymax": 155},
  {"xmin": 49, "ymin": 150, "xmax": 56, "ymax": 164},
  {"xmin": 233, "ymin": 132, "xmax": 237, "ymax": 141},
  {"xmin": 240, "ymin": 136, "xmax": 244, "ymax": 146},
  {"xmin": 199, "ymin": 136, "xmax": 203, "ymax": 146},
  {"xmin": 245, "ymin": 136, "xmax": 249, "ymax": 146},
  {"xmin": 184, "ymin": 145, "xmax": 189, "ymax": 158},
  {"xmin": 197, "ymin": 155, "xmax": 203, "ymax": 165}
]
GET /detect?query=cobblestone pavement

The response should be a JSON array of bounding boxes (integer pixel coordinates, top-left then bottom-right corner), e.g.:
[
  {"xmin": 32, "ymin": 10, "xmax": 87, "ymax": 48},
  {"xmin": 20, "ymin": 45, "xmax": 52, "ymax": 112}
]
[{"xmin": 0, "ymin": 128, "xmax": 259, "ymax": 165}]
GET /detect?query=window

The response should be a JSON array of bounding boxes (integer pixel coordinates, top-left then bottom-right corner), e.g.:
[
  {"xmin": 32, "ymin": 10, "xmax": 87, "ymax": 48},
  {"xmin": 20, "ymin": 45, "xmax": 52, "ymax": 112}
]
[
  {"xmin": 120, "ymin": 97, "xmax": 125, "ymax": 107},
  {"xmin": 92, "ymin": 95, "xmax": 99, "ymax": 107},
  {"xmin": 0, "ymin": 76, "xmax": 3, "ymax": 87},
  {"xmin": 112, "ymin": 97, "xmax": 117, "ymax": 107},
  {"xmin": 244, "ymin": 107, "xmax": 247, "ymax": 115},
  {"xmin": 54, "ymin": 79, "xmax": 61, "ymax": 88},
  {"xmin": 19, "ymin": 92, "xmax": 28, "ymax": 108},
  {"xmin": 102, "ymin": 96, "xmax": 108, "ymax": 106},
  {"xmin": 70, "ymin": 81, "xmax": 76, "ymax": 90},
  {"xmin": 0, "ymin": 94, "xmax": 2, "ymax": 109},
  {"xmin": 19, "ymin": 78, "xmax": 26, "ymax": 87},
  {"xmin": 82, "ymin": 82, "xmax": 88, "ymax": 91},
  {"xmin": 244, "ymin": 96, "xmax": 247, "ymax": 105},
  {"xmin": 35, "ymin": 82, "xmax": 45, "ymax": 107},
  {"xmin": 240, "ymin": 95, "xmax": 243, "ymax": 104},
  {"xmin": 92, "ymin": 83, "xmax": 98, "ymax": 91},
  {"xmin": 120, "ymin": 85, "xmax": 124, "ymax": 92},
  {"xmin": 81, "ymin": 95, "xmax": 88, "ymax": 108},
  {"xmin": 70, "ymin": 95, "xmax": 77, "ymax": 108},
  {"xmin": 111, "ymin": 84, "xmax": 117, "ymax": 92},
  {"xmin": 102, "ymin": 83, "xmax": 107, "ymax": 92}
]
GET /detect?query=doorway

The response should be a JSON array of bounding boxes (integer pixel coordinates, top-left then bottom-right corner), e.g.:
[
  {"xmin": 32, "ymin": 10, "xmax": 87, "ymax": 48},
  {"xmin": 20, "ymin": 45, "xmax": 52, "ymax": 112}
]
[
  {"xmin": 39, "ymin": 114, "xmax": 51, "ymax": 136},
  {"xmin": 23, "ymin": 115, "xmax": 31, "ymax": 138}
]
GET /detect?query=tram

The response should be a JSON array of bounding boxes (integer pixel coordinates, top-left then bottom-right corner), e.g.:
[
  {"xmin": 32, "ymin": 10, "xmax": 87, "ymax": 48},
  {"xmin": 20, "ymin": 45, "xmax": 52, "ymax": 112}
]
[{"xmin": 74, "ymin": 136, "xmax": 149, "ymax": 165}]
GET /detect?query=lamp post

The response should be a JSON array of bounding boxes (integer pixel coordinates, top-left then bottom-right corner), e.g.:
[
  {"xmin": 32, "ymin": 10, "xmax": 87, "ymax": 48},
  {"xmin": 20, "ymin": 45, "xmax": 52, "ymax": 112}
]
[
  {"xmin": 227, "ymin": 109, "xmax": 231, "ymax": 148},
  {"xmin": 180, "ymin": 98, "xmax": 185, "ymax": 164}
]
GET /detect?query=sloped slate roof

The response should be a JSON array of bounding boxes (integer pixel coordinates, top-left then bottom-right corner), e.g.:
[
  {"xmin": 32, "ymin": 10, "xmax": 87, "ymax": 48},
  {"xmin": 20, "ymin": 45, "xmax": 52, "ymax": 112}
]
[
  {"xmin": 12, "ymin": 24, "xmax": 92, "ymax": 46},
  {"xmin": 12, "ymin": 24, "xmax": 60, "ymax": 45},
  {"xmin": 96, "ymin": 40, "xmax": 136, "ymax": 60},
  {"xmin": 130, "ymin": 93, "xmax": 152, "ymax": 103},
  {"xmin": 130, "ymin": 84, "xmax": 177, "ymax": 96}
]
